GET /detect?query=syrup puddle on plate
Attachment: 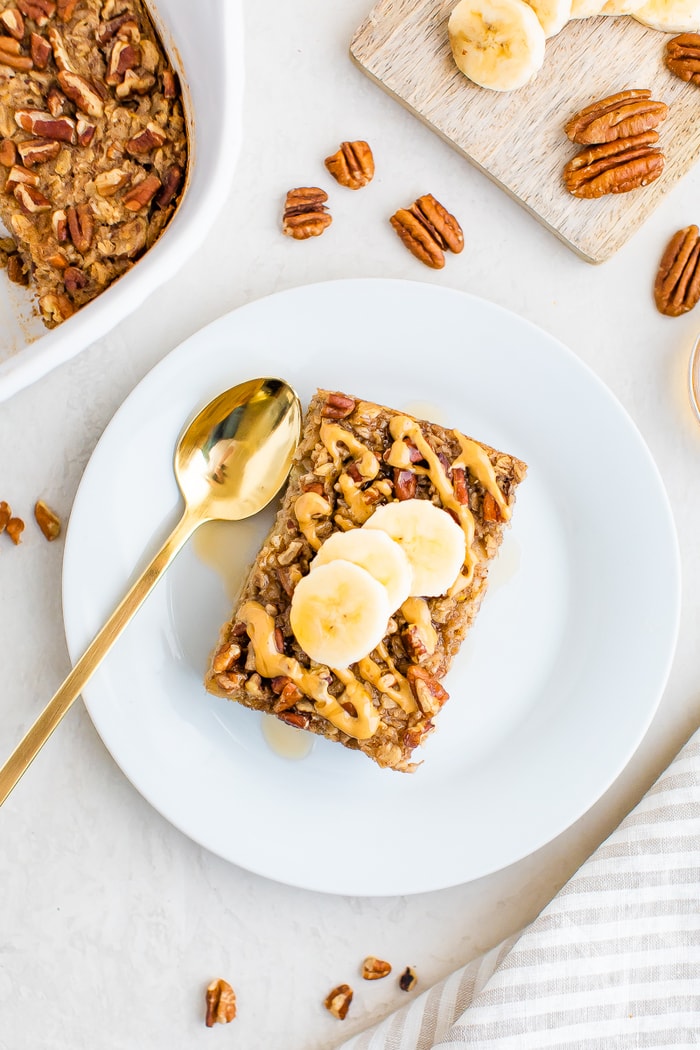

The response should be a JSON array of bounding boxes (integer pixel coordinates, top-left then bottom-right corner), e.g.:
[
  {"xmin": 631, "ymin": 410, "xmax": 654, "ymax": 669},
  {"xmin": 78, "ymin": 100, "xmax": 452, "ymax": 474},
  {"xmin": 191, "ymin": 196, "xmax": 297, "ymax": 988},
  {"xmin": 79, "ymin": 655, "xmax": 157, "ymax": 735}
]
[
  {"xmin": 261, "ymin": 714, "xmax": 314, "ymax": 760},
  {"xmin": 401, "ymin": 399, "xmax": 447, "ymax": 425}
]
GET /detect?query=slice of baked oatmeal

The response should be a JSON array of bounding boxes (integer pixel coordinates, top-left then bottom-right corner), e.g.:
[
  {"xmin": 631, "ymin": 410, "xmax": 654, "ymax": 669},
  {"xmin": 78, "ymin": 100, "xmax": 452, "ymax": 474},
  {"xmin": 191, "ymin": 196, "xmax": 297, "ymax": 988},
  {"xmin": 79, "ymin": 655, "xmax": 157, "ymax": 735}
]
[{"xmin": 205, "ymin": 389, "xmax": 527, "ymax": 772}]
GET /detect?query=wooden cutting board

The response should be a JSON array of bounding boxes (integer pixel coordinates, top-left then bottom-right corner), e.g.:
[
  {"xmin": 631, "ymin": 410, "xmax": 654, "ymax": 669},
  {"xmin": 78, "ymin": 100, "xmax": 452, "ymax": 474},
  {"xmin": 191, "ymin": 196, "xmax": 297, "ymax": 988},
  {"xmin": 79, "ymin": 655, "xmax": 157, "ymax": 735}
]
[{"xmin": 350, "ymin": 1, "xmax": 700, "ymax": 263}]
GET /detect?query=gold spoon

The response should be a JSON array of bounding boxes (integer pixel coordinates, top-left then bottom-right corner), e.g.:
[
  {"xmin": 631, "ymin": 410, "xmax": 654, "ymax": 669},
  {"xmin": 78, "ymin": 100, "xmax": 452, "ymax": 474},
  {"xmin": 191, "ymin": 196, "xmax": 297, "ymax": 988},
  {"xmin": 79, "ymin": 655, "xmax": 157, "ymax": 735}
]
[{"xmin": 0, "ymin": 376, "xmax": 302, "ymax": 806}]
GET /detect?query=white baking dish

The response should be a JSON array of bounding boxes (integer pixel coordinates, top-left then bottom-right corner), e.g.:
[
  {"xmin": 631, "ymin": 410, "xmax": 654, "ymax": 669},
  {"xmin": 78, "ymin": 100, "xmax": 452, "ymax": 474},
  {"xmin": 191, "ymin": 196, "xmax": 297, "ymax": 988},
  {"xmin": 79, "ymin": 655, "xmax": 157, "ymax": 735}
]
[{"xmin": 0, "ymin": 0, "xmax": 243, "ymax": 403}]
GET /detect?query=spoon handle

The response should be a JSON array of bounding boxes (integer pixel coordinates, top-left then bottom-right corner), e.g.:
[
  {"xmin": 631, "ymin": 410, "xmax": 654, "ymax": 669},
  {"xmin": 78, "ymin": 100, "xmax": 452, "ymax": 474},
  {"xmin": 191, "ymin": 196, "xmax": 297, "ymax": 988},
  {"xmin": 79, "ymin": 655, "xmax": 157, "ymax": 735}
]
[{"xmin": 0, "ymin": 508, "xmax": 199, "ymax": 807}]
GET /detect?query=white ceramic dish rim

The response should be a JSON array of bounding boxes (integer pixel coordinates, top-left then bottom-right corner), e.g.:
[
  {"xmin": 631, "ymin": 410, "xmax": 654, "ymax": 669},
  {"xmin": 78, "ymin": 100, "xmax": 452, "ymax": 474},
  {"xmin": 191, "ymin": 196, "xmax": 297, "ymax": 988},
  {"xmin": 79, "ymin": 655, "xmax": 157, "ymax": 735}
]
[
  {"xmin": 61, "ymin": 279, "xmax": 682, "ymax": 895},
  {"xmin": 0, "ymin": 0, "xmax": 244, "ymax": 403}
]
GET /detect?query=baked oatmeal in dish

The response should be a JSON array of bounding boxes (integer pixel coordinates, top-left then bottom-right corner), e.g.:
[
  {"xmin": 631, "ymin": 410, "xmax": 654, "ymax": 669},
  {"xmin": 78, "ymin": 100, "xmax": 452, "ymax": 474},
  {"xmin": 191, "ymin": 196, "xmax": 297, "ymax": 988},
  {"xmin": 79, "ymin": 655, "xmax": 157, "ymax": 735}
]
[
  {"xmin": 0, "ymin": 0, "xmax": 186, "ymax": 326},
  {"xmin": 205, "ymin": 389, "xmax": 527, "ymax": 772}
]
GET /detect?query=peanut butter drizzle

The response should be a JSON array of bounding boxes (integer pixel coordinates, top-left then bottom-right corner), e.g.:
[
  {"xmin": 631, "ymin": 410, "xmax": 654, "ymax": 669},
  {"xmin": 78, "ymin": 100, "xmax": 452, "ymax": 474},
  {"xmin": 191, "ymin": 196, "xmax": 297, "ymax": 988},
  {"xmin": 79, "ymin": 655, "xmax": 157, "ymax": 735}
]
[
  {"xmin": 387, "ymin": 417, "xmax": 509, "ymax": 593},
  {"xmin": 320, "ymin": 420, "xmax": 382, "ymax": 525},
  {"xmin": 238, "ymin": 601, "xmax": 380, "ymax": 741},
  {"xmin": 358, "ymin": 642, "xmax": 417, "ymax": 714},
  {"xmin": 293, "ymin": 491, "xmax": 331, "ymax": 551},
  {"xmin": 401, "ymin": 597, "xmax": 438, "ymax": 655}
]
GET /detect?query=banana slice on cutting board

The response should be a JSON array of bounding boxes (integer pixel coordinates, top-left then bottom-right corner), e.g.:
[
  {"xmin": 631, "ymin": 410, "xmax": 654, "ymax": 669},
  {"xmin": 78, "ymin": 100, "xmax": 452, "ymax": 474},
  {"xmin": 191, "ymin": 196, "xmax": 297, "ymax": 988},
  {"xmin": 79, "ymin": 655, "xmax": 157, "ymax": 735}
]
[
  {"xmin": 290, "ymin": 560, "xmax": 391, "ymax": 669},
  {"xmin": 569, "ymin": 0, "xmax": 608, "ymax": 16},
  {"xmin": 633, "ymin": 0, "xmax": 700, "ymax": 30},
  {"xmin": 364, "ymin": 499, "xmax": 467, "ymax": 598},
  {"xmin": 524, "ymin": 0, "xmax": 572, "ymax": 37},
  {"xmin": 599, "ymin": 0, "xmax": 646, "ymax": 16},
  {"xmin": 310, "ymin": 528, "xmax": 413, "ymax": 613},
  {"xmin": 448, "ymin": 0, "xmax": 547, "ymax": 91}
]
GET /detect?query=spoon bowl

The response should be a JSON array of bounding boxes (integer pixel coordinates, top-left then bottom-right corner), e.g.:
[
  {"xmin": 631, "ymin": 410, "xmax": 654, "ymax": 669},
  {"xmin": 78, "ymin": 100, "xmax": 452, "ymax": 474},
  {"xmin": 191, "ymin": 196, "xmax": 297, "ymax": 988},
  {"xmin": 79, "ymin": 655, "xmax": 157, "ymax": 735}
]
[{"xmin": 0, "ymin": 376, "xmax": 302, "ymax": 806}]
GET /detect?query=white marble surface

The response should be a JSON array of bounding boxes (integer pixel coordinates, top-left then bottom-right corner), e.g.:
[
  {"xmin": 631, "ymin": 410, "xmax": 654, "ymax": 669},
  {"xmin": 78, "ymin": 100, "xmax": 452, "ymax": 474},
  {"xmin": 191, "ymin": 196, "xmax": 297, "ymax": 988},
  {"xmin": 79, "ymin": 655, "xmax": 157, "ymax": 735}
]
[{"xmin": 2, "ymin": 2, "xmax": 700, "ymax": 1047}]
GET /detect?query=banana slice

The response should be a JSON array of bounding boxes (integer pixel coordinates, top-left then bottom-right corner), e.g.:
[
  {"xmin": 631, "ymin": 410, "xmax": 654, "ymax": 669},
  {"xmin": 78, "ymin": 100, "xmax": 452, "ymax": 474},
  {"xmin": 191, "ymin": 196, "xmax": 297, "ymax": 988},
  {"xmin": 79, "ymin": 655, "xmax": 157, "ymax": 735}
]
[
  {"xmin": 633, "ymin": 0, "xmax": 700, "ymax": 30},
  {"xmin": 364, "ymin": 499, "xmax": 467, "ymax": 598},
  {"xmin": 448, "ymin": 0, "xmax": 546, "ymax": 92},
  {"xmin": 311, "ymin": 529, "xmax": 412, "ymax": 613},
  {"xmin": 524, "ymin": 0, "xmax": 572, "ymax": 37},
  {"xmin": 600, "ymin": 0, "xmax": 645, "ymax": 15},
  {"xmin": 569, "ymin": 0, "xmax": 608, "ymax": 16},
  {"xmin": 290, "ymin": 560, "xmax": 391, "ymax": 668}
]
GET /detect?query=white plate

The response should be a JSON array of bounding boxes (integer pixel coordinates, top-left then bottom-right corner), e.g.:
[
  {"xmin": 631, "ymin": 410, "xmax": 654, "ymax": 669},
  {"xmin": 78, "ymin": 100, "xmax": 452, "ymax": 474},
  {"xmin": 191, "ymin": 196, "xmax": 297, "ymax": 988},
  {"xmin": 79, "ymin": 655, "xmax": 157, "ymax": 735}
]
[{"xmin": 62, "ymin": 279, "xmax": 681, "ymax": 896}]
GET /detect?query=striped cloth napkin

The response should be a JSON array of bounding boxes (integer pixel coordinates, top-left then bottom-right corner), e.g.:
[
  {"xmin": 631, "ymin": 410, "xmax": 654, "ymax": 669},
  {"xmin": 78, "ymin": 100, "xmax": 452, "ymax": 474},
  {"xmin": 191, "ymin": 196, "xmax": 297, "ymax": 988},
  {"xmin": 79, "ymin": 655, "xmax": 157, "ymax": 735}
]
[{"xmin": 340, "ymin": 728, "xmax": 700, "ymax": 1050}]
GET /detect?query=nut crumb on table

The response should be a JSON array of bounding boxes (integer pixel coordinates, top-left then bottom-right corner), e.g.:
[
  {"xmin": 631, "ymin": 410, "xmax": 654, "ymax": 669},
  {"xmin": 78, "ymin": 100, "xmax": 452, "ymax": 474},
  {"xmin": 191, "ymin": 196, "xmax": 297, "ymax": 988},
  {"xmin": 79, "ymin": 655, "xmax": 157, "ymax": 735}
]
[
  {"xmin": 0, "ymin": 0, "xmax": 187, "ymax": 327},
  {"xmin": 204, "ymin": 978, "xmax": 236, "ymax": 1027},
  {"xmin": 324, "ymin": 983, "xmax": 353, "ymax": 1020}
]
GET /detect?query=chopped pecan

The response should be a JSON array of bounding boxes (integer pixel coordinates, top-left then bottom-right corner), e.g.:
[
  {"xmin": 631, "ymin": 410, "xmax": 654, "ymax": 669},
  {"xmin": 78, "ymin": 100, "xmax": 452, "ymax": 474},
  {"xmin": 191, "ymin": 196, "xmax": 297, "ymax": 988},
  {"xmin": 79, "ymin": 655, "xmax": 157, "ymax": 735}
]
[
  {"xmin": 271, "ymin": 675, "xmax": 303, "ymax": 711},
  {"xmin": 277, "ymin": 710, "xmax": 310, "ymax": 729},
  {"xmin": 115, "ymin": 69, "xmax": 155, "ymax": 98},
  {"xmin": 0, "ymin": 139, "xmax": 17, "ymax": 167},
  {"xmin": 362, "ymin": 957, "xmax": 391, "ymax": 980},
  {"xmin": 63, "ymin": 265, "xmax": 86, "ymax": 294},
  {"xmin": 95, "ymin": 13, "xmax": 139, "ymax": 46},
  {"xmin": 122, "ymin": 173, "xmax": 161, "ymax": 211},
  {"xmin": 0, "ymin": 502, "xmax": 10, "ymax": 533},
  {"xmin": 94, "ymin": 168, "xmax": 130, "ymax": 196},
  {"xmin": 407, "ymin": 665, "xmax": 448, "ymax": 716},
  {"xmin": 0, "ymin": 8, "xmax": 25, "ymax": 39},
  {"xmin": 6, "ymin": 164, "xmax": 40, "ymax": 191},
  {"xmin": 52, "ymin": 208, "xmax": 67, "ymax": 242},
  {"xmin": 452, "ymin": 466, "xmax": 469, "ymax": 505},
  {"xmin": 76, "ymin": 117, "xmax": 96, "ymax": 147},
  {"xmin": 57, "ymin": 70, "xmax": 105, "ymax": 119},
  {"xmin": 47, "ymin": 88, "xmax": 66, "ymax": 117},
  {"xmin": 66, "ymin": 202, "xmax": 94, "ymax": 253},
  {"xmin": 30, "ymin": 32, "xmax": 51, "ymax": 69},
  {"xmin": 47, "ymin": 25, "xmax": 73, "ymax": 70},
  {"xmin": 56, "ymin": 0, "xmax": 77, "ymax": 19},
  {"xmin": 565, "ymin": 89, "xmax": 668, "ymax": 145},
  {"xmin": 6, "ymin": 516, "xmax": 25, "ymax": 544},
  {"xmin": 321, "ymin": 392, "xmax": 355, "ymax": 419},
  {"xmin": 482, "ymin": 491, "xmax": 501, "ymax": 521},
  {"xmin": 15, "ymin": 110, "xmax": 76, "ymax": 144},
  {"xmin": 162, "ymin": 68, "xmax": 177, "ymax": 98},
  {"xmin": 563, "ymin": 131, "xmax": 664, "ymax": 198},
  {"xmin": 654, "ymin": 225, "xmax": 700, "ymax": 317},
  {"xmin": 34, "ymin": 500, "xmax": 60, "ymax": 540},
  {"xmin": 16, "ymin": 0, "xmax": 55, "ymax": 24},
  {"xmin": 39, "ymin": 291, "xmax": 74, "ymax": 323},
  {"xmin": 7, "ymin": 252, "xmax": 28, "ymax": 284},
  {"xmin": 325, "ymin": 140, "xmax": 375, "ymax": 189},
  {"xmin": 393, "ymin": 468, "xmax": 417, "ymax": 500},
  {"xmin": 154, "ymin": 163, "xmax": 182, "ymax": 209},
  {"xmin": 17, "ymin": 139, "xmax": 60, "ymax": 166},
  {"xmin": 390, "ymin": 193, "xmax": 463, "ymax": 269},
  {"xmin": 106, "ymin": 38, "xmax": 139, "ymax": 84},
  {"xmin": 666, "ymin": 33, "xmax": 700, "ymax": 85},
  {"xmin": 0, "ymin": 43, "xmax": 33, "ymax": 70},
  {"xmin": 211, "ymin": 642, "xmax": 242, "ymax": 673},
  {"xmin": 402, "ymin": 623, "xmax": 431, "ymax": 662},
  {"xmin": 125, "ymin": 122, "xmax": 167, "ymax": 155},
  {"xmin": 324, "ymin": 984, "xmax": 353, "ymax": 1020},
  {"xmin": 14, "ymin": 182, "xmax": 51, "ymax": 214},
  {"xmin": 399, "ymin": 967, "xmax": 417, "ymax": 992},
  {"xmin": 205, "ymin": 979, "xmax": 236, "ymax": 1027},
  {"xmin": 282, "ymin": 186, "xmax": 332, "ymax": 240}
]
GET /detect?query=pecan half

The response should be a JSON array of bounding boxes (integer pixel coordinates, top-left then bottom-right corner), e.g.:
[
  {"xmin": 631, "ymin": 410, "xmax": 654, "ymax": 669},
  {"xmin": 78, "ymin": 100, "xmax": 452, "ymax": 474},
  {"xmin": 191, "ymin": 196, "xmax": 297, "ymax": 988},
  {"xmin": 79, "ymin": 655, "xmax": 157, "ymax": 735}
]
[
  {"xmin": 321, "ymin": 392, "xmax": 355, "ymax": 419},
  {"xmin": 563, "ymin": 131, "xmax": 664, "ymax": 198},
  {"xmin": 362, "ymin": 957, "xmax": 391, "ymax": 980},
  {"xmin": 654, "ymin": 225, "xmax": 700, "ymax": 317},
  {"xmin": 154, "ymin": 164, "xmax": 182, "ymax": 209},
  {"xmin": 34, "ymin": 500, "xmax": 61, "ymax": 540},
  {"xmin": 6, "ymin": 516, "xmax": 25, "ymax": 544},
  {"xmin": 63, "ymin": 265, "xmax": 87, "ymax": 294},
  {"xmin": 66, "ymin": 203, "xmax": 94, "ymax": 253},
  {"xmin": 407, "ymin": 665, "xmax": 449, "ymax": 716},
  {"xmin": 666, "ymin": 33, "xmax": 700, "ymax": 85},
  {"xmin": 205, "ymin": 979, "xmax": 236, "ymax": 1027},
  {"xmin": 15, "ymin": 110, "xmax": 77, "ymax": 144},
  {"xmin": 14, "ymin": 183, "xmax": 51, "ymax": 214},
  {"xmin": 39, "ymin": 291, "xmax": 74, "ymax": 323},
  {"xmin": 0, "ymin": 501, "xmax": 10, "ymax": 533},
  {"xmin": 324, "ymin": 984, "xmax": 353, "ymax": 1020},
  {"xmin": 57, "ymin": 71, "xmax": 105, "ymax": 119},
  {"xmin": 282, "ymin": 186, "xmax": 332, "ymax": 239},
  {"xmin": 0, "ymin": 8, "xmax": 25, "ymax": 39},
  {"xmin": 390, "ymin": 193, "xmax": 463, "ymax": 269},
  {"xmin": 6, "ymin": 164, "xmax": 39, "ymax": 191},
  {"xmin": 17, "ymin": 139, "xmax": 60, "ymax": 166},
  {"xmin": 125, "ymin": 122, "xmax": 167, "ymax": 155},
  {"xmin": 565, "ymin": 89, "xmax": 668, "ymax": 145},
  {"xmin": 325, "ymin": 139, "xmax": 375, "ymax": 189}
]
